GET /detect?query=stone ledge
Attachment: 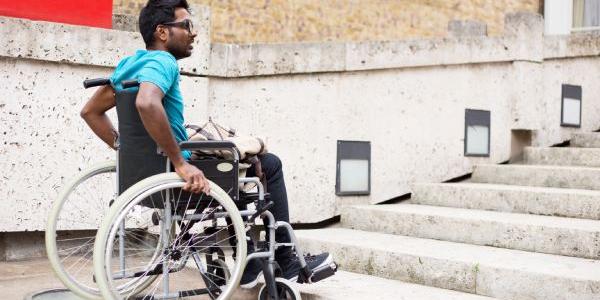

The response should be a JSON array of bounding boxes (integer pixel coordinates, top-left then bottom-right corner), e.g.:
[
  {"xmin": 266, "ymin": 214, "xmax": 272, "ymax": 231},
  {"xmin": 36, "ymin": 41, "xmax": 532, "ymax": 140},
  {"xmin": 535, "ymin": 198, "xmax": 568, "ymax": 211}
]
[
  {"xmin": 207, "ymin": 35, "xmax": 525, "ymax": 77},
  {"xmin": 0, "ymin": 16, "xmax": 142, "ymax": 68},
  {"xmin": 544, "ymin": 31, "xmax": 600, "ymax": 59},
  {"xmin": 207, "ymin": 13, "xmax": 566, "ymax": 77},
  {"xmin": 1, "ymin": 11, "xmax": 598, "ymax": 78},
  {"xmin": 208, "ymin": 42, "xmax": 347, "ymax": 77}
]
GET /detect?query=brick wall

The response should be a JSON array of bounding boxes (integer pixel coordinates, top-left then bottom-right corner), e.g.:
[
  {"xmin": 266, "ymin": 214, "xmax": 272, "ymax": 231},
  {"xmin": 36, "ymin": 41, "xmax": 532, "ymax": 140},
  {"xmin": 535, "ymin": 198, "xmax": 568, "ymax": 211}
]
[{"xmin": 113, "ymin": 0, "xmax": 541, "ymax": 43}]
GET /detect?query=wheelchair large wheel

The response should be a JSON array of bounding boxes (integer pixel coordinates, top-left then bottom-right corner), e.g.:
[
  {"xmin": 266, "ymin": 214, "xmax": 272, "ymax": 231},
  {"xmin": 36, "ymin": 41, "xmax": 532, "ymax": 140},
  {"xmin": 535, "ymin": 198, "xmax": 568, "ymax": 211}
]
[
  {"xmin": 45, "ymin": 161, "xmax": 160, "ymax": 299},
  {"xmin": 93, "ymin": 172, "xmax": 247, "ymax": 300},
  {"xmin": 45, "ymin": 161, "xmax": 115, "ymax": 299}
]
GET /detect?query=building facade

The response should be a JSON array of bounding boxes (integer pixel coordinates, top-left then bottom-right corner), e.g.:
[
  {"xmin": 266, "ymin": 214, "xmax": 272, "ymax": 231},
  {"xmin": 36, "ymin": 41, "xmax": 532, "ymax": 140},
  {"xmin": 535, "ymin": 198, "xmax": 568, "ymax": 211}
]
[{"xmin": 113, "ymin": 0, "xmax": 542, "ymax": 43}]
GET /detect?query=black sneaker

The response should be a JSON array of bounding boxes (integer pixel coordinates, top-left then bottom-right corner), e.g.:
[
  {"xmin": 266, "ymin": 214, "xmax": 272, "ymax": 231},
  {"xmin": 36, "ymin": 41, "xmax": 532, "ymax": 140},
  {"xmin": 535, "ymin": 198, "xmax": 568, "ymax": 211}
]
[
  {"xmin": 278, "ymin": 252, "xmax": 333, "ymax": 282},
  {"xmin": 240, "ymin": 257, "xmax": 263, "ymax": 289}
]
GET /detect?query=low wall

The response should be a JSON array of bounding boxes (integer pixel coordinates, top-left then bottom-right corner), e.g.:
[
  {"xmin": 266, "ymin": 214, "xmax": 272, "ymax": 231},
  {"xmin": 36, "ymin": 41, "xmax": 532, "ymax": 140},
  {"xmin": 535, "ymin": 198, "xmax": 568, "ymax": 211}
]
[{"xmin": 1, "ymin": 10, "xmax": 599, "ymax": 230}]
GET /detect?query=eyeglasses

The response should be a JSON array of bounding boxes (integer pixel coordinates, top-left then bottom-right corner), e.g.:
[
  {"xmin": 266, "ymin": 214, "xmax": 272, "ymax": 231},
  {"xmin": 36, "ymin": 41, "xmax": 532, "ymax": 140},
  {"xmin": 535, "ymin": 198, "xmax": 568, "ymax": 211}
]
[{"xmin": 161, "ymin": 19, "xmax": 194, "ymax": 33}]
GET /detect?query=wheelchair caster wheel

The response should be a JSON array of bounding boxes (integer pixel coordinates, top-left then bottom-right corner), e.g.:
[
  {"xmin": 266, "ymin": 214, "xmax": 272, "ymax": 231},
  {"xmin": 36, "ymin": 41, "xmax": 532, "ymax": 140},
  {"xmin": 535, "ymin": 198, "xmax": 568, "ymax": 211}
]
[{"xmin": 258, "ymin": 278, "xmax": 301, "ymax": 300}]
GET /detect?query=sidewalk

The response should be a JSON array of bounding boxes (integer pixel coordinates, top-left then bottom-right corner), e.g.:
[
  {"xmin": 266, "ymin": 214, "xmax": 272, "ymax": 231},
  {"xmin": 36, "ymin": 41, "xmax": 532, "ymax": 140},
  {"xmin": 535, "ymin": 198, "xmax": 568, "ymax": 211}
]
[
  {"xmin": 0, "ymin": 258, "xmax": 66, "ymax": 299},
  {"xmin": 0, "ymin": 257, "xmax": 260, "ymax": 300}
]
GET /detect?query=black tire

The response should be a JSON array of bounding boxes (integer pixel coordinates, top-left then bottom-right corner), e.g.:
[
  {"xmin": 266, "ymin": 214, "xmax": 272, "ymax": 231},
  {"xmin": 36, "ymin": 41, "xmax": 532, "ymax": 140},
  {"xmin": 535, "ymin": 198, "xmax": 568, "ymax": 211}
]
[{"xmin": 258, "ymin": 278, "xmax": 301, "ymax": 300}]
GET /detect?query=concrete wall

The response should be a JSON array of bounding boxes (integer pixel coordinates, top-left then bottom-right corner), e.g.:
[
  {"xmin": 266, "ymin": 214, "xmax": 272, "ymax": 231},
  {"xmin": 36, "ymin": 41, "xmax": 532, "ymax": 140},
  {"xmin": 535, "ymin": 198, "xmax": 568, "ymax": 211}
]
[
  {"xmin": 0, "ymin": 6, "xmax": 211, "ymax": 232},
  {"xmin": 1, "ymin": 10, "xmax": 600, "ymax": 230}
]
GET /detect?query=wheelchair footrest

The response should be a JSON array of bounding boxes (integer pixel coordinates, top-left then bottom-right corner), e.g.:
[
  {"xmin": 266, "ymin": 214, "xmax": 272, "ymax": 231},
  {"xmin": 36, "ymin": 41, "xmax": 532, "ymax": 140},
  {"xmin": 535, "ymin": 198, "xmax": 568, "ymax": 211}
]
[{"xmin": 297, "ymin": 261, "xmax": 338, "ymax": 284}]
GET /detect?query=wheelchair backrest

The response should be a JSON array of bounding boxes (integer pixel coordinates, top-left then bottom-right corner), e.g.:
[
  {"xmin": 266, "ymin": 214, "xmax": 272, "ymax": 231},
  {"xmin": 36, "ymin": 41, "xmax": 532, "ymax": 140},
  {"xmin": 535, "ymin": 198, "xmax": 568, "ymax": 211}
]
[
  {"xmin": 115, "ymin": 88, "xmax": 168, "ymax": 195},
  {"xmin": 114, "ymin": 85, "xmax": 240, "ymax": 203}
]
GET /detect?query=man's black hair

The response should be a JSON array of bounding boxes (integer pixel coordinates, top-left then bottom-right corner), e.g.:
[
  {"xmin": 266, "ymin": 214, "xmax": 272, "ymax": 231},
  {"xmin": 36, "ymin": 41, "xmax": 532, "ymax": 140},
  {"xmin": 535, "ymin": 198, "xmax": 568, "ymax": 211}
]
[{"xmin": 139, "ymin": 0, "xmax": 190, "ymax": 48}]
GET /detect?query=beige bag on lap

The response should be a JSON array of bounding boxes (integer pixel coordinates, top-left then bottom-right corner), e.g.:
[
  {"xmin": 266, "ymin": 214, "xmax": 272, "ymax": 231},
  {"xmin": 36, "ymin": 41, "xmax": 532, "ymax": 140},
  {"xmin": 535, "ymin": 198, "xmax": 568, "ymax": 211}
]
[
  {"xmin": 186, "ymin": 118, "xmax": 269, "ymax": 192},
  {"xmin": 186, "ymin": 118, "xmax": 268, "ymax": 161}
]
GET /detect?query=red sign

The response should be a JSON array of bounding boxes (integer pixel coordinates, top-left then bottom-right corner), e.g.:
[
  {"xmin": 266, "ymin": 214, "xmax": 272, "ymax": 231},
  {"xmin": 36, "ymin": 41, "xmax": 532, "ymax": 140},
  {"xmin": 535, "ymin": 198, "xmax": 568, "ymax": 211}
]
[{"xmin": 0, "ymin": 0, "xmax": 113, "ymax": 28}]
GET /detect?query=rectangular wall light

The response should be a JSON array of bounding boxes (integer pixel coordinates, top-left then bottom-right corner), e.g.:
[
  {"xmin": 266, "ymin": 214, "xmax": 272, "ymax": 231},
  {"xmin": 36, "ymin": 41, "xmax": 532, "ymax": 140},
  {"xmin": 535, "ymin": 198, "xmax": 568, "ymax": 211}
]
[
  {"xmin": 464, "ymin": 109, "xmax": 491, "ymax": 157},
  {"xmin": 561, "ymin": 84, "xmax": 582, "ymax": 128},
  {"xmin": 336, "ymin": 141, "xmax": 370, "ymax": 196}
]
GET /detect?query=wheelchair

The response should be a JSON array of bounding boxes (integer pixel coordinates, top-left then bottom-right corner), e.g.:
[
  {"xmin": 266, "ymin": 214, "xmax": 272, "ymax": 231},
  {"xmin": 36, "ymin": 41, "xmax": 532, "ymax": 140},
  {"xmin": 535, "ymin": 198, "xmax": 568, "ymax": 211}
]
[{"xmin": 45, "ymin": 78, "xmax": 337, "ymax": 300}]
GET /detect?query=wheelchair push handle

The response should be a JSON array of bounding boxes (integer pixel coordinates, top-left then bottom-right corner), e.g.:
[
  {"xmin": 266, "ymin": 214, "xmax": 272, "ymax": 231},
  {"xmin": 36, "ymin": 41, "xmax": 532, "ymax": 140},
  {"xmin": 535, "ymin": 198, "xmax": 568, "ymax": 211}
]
[
  {"xmin": 82, "ymin": 78, "xmax": 141, "ymax": 89},
  {"xmin": 83, "ymin": 78, "xmax": 110, "ymax": 89},
  {"xmin": 121, "ymin": 79, "xmax": 140, "ymax": 89}
]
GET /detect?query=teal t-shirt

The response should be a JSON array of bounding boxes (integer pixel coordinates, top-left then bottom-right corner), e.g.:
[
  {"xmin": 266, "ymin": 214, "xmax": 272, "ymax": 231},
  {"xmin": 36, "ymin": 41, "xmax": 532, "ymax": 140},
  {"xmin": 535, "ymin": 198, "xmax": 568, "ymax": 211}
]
[{"xmin": 110, "ymin": 50, "xmax": 191, "ymax": 160}]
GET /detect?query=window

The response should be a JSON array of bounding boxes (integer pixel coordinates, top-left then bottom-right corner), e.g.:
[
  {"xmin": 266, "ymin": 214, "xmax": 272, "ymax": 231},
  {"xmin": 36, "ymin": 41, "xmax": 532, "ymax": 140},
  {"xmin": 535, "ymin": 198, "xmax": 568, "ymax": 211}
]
[{"xmin": 573, "ymin": 0, "xmax": 600, "ymax": 31}]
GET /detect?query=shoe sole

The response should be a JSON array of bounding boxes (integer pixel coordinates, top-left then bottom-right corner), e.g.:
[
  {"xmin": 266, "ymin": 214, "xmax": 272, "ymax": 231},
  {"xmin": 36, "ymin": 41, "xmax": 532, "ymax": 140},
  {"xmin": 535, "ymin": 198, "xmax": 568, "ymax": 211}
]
[
  {"xmin": 287, "ymin": 253, "xmax": 335, "ymax": 283},
  {"xmin": 240, "ymin": 271, "xmax": 263, "ymax": 289},
  {"xmin": 241, "ymin": 254, "xmax": 335, "ymax": 288}
]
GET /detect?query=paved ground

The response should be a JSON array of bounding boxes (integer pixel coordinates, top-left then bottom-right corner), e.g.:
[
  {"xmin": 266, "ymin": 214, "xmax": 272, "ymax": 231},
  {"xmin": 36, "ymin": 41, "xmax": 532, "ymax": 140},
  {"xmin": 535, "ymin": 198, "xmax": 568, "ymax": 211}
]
[
  {"xmin": 0, "ymin": 258, "xmax": 66, "ymax": 299},
  {"xmin": 2, "ymin": 257, "xmax": 500, "ymax": 300},
  {"xmin": 0, "ymin": 258, "xmax": 260, "ymax": 300}
]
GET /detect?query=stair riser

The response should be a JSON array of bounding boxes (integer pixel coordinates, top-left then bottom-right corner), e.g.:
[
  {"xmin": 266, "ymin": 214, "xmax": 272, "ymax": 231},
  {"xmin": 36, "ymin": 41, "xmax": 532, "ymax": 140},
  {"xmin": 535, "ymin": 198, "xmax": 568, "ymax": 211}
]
[
  {"xmin": 341, "ymin": 207, "xmax": 600, "ymax": 259},
  {"xmin": 298, "ymin": 237, "xmax": 600, "ymax": 300},
  {"xmin": 299, "ymin": 239, "xmax": 476, "ymax": 293},
  {"xmin": 523, "ymin": 148, "xmax": 600, "ymax": 167},
  {"xmin": 410, "ymin": 184, "xmax": 600, "ymax": 220},
  {"xmin": 572, "ymin": 134, "xmax": 600, "ymax": 148},
  {"xmin": 472, "ymin": 166, "xmax": 600, "ymax": 190}
]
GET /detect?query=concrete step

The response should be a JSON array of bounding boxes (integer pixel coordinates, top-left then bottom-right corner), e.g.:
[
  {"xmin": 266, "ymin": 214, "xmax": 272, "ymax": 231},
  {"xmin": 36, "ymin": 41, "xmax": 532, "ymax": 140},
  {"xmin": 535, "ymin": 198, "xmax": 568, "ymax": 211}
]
[
  {"xmin": 341, "ymin": 203, "xmax": 600, "ymax": 259},
  {"xmin": 298, "ymin": 270, "xmax": 498, "ymax": 300},
  {"xmin": 472, "ymin": 164, "xmax": 600, "ymax": 190},
  {"xmin": 296, "ymin": 228, "xmax": 600, "ymax": 300},
  {"xmin": 524, "ymin": 146, "xmax": 600, "ymax": 167},
  {"xmin": 197, "ymin": 270, "xmax": 499, "ymax": 300},
  {"xmin": 572, "ymin": 132, "xmax": 600, "ymax": 148},
  {"xmin": 410, "ymin": 182, "xmax": 600, "ymax": 220}
]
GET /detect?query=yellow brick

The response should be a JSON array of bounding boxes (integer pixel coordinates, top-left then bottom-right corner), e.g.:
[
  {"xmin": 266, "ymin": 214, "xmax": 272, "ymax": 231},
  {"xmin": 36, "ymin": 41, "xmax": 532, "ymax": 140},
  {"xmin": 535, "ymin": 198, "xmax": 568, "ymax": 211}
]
[{"xmin": 114, "ymin": 0, "xmax": 540, "ymax": 43}]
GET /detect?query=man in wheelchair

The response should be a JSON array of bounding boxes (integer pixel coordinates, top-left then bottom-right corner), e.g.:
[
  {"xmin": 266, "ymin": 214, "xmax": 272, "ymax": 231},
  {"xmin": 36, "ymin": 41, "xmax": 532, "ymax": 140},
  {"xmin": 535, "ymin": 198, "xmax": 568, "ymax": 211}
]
[{"xmin": 80, "ymin": 0, "xmax": 333, "ymax": 294}]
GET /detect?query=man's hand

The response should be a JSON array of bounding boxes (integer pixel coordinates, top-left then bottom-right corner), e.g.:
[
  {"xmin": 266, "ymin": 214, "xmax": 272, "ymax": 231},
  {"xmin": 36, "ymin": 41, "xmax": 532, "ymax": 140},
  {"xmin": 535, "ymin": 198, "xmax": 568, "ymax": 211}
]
[{"xmin": 175, "ymin": 162, "xmax": 211, "ymax": 195}]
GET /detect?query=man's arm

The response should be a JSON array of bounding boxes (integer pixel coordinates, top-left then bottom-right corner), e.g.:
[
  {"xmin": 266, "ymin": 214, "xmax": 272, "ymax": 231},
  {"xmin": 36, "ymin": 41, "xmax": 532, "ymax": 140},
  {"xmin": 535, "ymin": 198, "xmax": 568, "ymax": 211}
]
[
  {"xmin": 136, "ymin": 82, "xmax": 210, "ymax": 194},
  {"xmin": 80, "ymin": 85, "xmax": 118, "ymax": 149}
]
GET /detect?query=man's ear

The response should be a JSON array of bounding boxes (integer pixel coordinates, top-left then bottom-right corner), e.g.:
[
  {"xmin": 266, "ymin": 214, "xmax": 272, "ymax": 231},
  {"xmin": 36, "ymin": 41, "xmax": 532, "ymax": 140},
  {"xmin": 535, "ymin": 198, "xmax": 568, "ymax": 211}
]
[{"xmin": 155, "ymin": 25, "xmax": 169, "ymax": 43}]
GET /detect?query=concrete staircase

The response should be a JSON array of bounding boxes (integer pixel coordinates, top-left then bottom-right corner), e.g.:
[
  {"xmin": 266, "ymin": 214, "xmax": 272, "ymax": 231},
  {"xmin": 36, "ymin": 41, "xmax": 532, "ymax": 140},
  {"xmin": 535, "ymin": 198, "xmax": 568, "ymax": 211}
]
[{"xmin": 295, "ymin": 132, "xmax": 600, "ymax": 300}]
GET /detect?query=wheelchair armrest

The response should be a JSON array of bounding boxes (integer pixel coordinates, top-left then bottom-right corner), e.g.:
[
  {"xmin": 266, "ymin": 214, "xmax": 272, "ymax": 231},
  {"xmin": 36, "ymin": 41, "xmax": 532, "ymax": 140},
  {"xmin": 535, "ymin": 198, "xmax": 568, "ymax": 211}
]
[{"xmin": 179, "ymin": 140, "xmax": 236, "ymax": 150}]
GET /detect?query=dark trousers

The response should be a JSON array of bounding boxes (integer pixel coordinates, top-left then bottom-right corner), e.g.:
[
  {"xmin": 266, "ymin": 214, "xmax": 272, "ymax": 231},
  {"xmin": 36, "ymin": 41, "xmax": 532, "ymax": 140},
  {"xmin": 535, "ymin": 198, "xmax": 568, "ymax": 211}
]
[{"xmin": 246, "ymin": 153, "xmax": 292, "ymax": 255}]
